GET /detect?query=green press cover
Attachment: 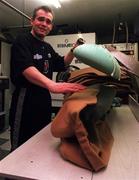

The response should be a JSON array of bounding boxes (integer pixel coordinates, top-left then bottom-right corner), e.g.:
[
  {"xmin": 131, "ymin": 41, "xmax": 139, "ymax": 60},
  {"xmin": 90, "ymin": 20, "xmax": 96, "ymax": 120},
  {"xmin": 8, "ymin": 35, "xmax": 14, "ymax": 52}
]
[{"xmin": 73, "ymin": 44, "xmax": 121, "ymax": 80}]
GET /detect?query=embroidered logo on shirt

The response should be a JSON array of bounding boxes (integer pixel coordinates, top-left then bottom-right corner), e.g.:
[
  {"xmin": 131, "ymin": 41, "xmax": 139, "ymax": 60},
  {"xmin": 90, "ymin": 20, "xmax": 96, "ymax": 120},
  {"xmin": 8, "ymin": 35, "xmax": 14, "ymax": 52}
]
[
  {"xmin": 44, "ymin": 60, "xmax": 49, "ymax": 74},
  {"xmin": 48, "ymin": 53, "xmax": 51, "ymax": 58},
  {"xmin": 33, "ymin": 54, "xmax": 42, "ymax": 60}
]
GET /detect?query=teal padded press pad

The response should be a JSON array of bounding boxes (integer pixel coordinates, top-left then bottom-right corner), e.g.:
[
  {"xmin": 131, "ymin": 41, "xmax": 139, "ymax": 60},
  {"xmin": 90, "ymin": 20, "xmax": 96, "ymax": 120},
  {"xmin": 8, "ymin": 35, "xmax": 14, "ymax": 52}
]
[{"xmin": 73, "ymin": 44, "xmax": 121, "ymax": 80}]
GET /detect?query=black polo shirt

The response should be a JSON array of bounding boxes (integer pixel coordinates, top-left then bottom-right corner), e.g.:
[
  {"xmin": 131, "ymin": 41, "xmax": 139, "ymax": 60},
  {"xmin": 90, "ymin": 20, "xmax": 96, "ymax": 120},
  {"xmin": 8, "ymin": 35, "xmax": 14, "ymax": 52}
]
[{"xmin": 10, "ymin": 32, "xmax": 66, "ymax": 87}]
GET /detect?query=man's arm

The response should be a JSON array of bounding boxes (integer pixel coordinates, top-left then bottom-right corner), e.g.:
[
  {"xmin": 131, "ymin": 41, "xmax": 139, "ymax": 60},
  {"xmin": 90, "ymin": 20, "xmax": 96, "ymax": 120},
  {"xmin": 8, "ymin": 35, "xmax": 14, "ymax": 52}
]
[
  {"xmin": 64, "ymin": 38, "xmax": 85, "ymax": 65},
  {"xmin": 64, "ymin": 50, "xmax": 75, "ymax": 65},
  {"xmin": 23, "ymin": 66, "xmax": 85, "ymax": 93}
]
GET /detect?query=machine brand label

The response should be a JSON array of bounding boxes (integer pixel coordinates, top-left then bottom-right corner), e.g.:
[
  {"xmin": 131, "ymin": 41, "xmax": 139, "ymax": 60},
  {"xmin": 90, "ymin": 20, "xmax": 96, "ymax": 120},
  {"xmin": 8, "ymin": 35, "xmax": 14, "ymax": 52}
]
[{"xmin": 57, "ymin": 38, "xmax": 74, "ymax": 48}]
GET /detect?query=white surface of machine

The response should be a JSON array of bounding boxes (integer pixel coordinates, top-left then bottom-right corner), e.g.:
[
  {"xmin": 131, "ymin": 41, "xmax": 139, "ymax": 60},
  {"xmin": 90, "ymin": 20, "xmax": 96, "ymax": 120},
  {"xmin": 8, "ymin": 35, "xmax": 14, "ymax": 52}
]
[
  {"xmin": 45, "ymin": 33, "xmax": 96, "ymax": 107},
  {"xmin": 0, "ymin": 105, "xmax": 138, "ymax": 180}
]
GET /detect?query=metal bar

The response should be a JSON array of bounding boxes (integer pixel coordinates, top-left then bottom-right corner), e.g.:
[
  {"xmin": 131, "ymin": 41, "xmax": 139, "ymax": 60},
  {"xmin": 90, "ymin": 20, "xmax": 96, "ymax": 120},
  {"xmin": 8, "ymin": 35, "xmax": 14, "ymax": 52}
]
[
  {"xmin": 129, "ymin": 95, "xmax": 139, "ymax": 122},
  {"xmin": 0, "ymin": 0, "xmax": 31, "ymax": 20},
  {"xmin": 3, "ymin": 25, "xmax": 31, "ymax": 29}
]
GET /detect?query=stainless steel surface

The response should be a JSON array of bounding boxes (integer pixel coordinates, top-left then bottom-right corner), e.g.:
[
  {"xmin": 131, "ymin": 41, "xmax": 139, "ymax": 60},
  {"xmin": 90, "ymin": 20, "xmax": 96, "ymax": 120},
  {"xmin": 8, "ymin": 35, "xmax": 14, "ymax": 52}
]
[{"xmin": 129, "ymin": 95, "xmax": 139, "ymax": 122}]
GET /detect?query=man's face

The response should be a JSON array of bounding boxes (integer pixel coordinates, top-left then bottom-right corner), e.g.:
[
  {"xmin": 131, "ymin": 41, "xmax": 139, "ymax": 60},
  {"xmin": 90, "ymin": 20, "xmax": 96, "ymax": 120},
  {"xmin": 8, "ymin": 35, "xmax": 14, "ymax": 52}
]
[{"xmin": 31, "ymin": 9, "xmax": 53, "ymax": 39}]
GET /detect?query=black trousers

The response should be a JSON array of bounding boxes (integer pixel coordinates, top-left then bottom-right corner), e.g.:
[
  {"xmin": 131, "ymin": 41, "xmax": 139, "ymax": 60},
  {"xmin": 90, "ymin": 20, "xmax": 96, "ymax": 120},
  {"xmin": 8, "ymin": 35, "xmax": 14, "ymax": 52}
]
[{"xmin": 9, "ymin": 86, "xmax": 52, "ymax": 150}]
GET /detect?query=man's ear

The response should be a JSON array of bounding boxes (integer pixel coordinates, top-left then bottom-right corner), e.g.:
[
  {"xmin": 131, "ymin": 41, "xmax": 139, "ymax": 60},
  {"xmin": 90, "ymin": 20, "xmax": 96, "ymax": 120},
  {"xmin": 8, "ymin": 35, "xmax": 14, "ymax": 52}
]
[{"xmin": 50, "ymin": 23, "xmax": 53, "ymax": 31}]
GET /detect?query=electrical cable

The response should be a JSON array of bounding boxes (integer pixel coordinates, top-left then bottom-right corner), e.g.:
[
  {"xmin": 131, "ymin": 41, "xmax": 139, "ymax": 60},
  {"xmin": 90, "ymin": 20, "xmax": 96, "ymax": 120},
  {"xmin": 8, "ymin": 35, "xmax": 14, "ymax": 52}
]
[{"xmin": 125, "ymin": 21, "xmax": 129, "ymax": 49}]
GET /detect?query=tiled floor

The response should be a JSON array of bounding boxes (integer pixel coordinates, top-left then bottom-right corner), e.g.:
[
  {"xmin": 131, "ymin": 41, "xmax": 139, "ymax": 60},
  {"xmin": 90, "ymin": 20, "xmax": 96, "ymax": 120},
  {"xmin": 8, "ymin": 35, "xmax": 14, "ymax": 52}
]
[{"xmin": 0, "ymin": 127, "xmax": 11, "ymax": 161}]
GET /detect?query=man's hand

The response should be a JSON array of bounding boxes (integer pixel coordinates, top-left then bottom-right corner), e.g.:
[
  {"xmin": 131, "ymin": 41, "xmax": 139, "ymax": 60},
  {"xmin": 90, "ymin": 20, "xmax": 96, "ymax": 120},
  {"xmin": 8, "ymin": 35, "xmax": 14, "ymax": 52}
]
[
  {"xmin": 47, "ymin": 81, "xmax": 86, "ymax": 94},
  {"xmin": 71, "ymin": 38, "xmax": 85, "ymax": 52},
  {"xmin": 76, "ymin": 38, "xmax": 86, "ymax": 45}
]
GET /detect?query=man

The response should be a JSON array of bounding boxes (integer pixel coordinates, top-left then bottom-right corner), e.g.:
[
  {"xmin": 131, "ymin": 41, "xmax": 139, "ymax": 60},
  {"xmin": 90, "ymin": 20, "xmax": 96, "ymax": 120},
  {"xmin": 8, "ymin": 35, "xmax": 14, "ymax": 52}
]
[{"xmin": 9, "ymin": 5, "xmax": 85, "ymax": 151}]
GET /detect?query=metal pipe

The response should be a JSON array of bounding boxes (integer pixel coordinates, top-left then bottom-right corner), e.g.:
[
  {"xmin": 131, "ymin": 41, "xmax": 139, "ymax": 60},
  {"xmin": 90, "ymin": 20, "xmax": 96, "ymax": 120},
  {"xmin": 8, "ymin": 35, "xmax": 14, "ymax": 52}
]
[
  {"xmin": 125, "ymin": 21, "xmax": 129, "ymax": 49},
  {"xmin": 3, "ymin": 24, "xmax": 31, "ymax": 29},
  {"xmin": 0, "ymin": 0, "xmax": 31, "ymax": 20}
]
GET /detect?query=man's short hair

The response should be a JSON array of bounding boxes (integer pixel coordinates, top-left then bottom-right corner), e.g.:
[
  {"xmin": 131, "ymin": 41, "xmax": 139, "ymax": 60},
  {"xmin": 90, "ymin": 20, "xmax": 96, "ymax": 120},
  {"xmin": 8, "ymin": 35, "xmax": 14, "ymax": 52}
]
[{"xmin": 32, "ymin": 6, "xmax": 54, "ymax": 20}]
